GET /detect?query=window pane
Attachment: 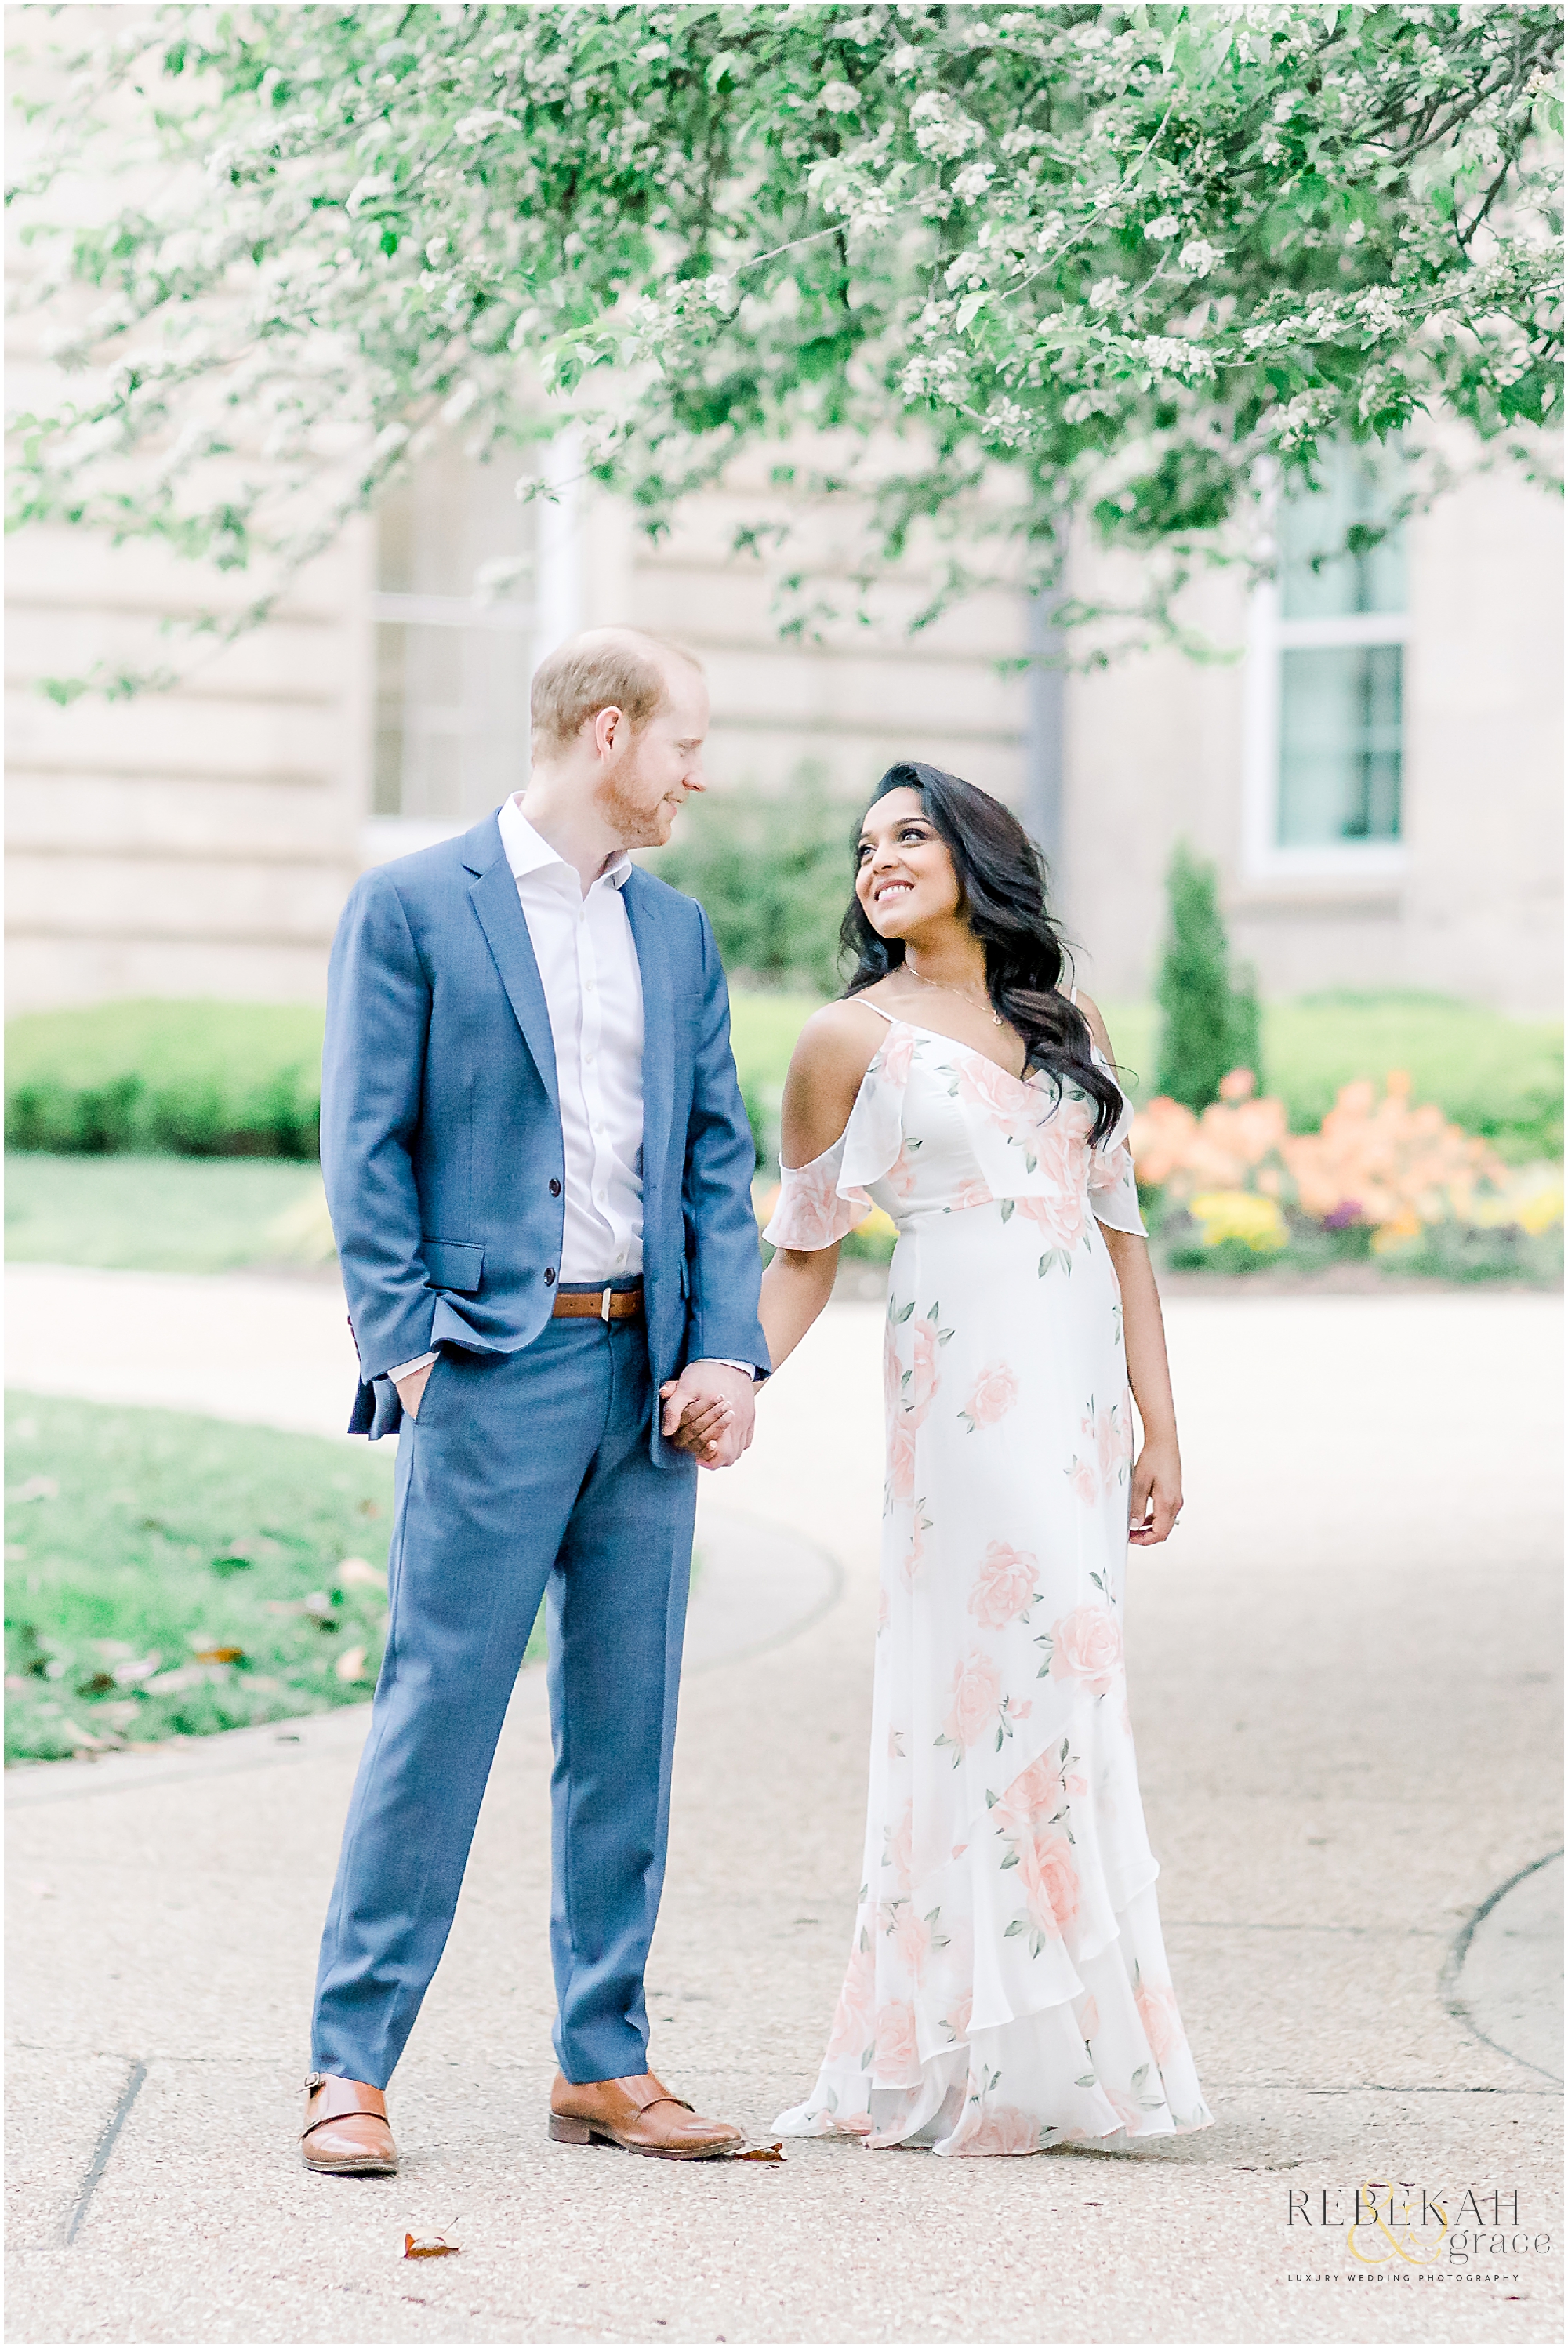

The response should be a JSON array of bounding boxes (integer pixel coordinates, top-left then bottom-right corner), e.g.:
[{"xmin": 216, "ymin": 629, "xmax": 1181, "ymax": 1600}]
[
  {"xmin": 1279, "ymin": 440, "xmax": 1406, "ymax": 619},
  {"xmin": 1278, "ymin": 644, "xmax": 1403, "ymax": 845},
  {"xmin": 372, "ymin": 621, "xmax": 531, "ymax": 823},
  {"xmin": 373, "ymin": 433, "xmax": 537, "ymax": 817}
]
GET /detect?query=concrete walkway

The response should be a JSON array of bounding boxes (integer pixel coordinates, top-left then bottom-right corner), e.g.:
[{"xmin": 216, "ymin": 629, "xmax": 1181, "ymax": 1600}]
[{"xmin": 5, "ymin": 1270, "xmax": 1563, "ymax": 2343}]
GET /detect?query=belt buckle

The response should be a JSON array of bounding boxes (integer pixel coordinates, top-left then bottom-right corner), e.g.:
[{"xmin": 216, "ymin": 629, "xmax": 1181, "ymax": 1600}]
[{"xmin": 601, "ymin": 1286, "xmax": 612, "ymax": 1323}]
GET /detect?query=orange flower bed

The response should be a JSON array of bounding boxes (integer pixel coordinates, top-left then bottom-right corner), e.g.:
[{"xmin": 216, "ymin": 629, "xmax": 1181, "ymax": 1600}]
[{"xmin": 1131, "ymin": 1069, "xmax": 1515, "ymax": 1247}]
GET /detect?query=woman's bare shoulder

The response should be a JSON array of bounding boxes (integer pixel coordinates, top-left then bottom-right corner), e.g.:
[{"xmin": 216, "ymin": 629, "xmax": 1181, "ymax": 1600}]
[
  {"xmin": 781, "ymin": 996, "xmax": 891, "ymax": 1165},
  {"xmin": 1070, "ymin": 986, "xmax": 1116, "ymax": 1065},
  {"xmin": 791, "ymin": 994, "xmax": 892, "ymax": 1070}
]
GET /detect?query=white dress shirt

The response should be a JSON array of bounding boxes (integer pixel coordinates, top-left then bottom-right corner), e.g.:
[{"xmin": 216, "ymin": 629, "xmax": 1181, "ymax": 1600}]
[{"xmin": 387, "ymin": 796, "xmax": 753, "ymax": 1386}]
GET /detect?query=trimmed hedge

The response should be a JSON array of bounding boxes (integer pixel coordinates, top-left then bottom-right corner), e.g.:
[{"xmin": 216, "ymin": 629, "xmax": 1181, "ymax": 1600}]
[
  {"xmin": 5, "ymin": 989, "xmax": 1561, "ymax": 1167},
  {"xmin": 5, "ymin": 1000, "xmax": 323, "ymax": 1159}
]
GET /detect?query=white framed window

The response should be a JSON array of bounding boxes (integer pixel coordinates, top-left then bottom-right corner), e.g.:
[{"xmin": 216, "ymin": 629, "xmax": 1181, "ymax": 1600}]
[
  {"xmin": 1242, "ymin": 441, "xmax": 1408, "ymax": 883},
  {"xmin": 364, "ymin": 435, "xmax": 580, "ymax": 859}
]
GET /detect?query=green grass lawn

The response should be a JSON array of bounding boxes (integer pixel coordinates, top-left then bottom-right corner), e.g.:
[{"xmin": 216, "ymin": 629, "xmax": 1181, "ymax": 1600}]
[
  {"xmin": 2, "ymin": 1392, "xmax": 550, "ymax": 1765},
  {"xmin": 5, "ymin": 1153, "xmax": 327, "ymax": 1272}
]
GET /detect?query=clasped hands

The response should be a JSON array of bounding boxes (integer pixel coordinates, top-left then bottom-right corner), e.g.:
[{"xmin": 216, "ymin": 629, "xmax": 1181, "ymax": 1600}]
[
  {"xmin": 390, "ymin": 1355, "xmax": 755, "ymax": 1469},
  {"xmin": 659, "ymin": 1360, "xmax": 757, "ymax": 1469}
]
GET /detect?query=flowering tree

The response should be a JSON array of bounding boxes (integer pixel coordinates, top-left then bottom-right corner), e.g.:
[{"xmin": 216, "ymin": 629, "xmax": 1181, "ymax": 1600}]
[{"xmin": 9, "ymin": 2, "xmax": 1561, "ymax": 684}]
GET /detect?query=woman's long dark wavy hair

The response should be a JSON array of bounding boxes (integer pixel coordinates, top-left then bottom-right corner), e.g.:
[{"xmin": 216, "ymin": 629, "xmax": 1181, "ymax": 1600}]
[{"xmin": 839, "ymin": 760, "xmax": 1124, "ymax": 1145}]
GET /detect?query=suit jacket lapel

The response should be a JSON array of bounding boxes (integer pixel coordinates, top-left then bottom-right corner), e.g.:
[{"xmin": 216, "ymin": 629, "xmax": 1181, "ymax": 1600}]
[
  {"xmin": 622, "ymin": 871, "xmax": 673, "ymax": 1195},
  {"xmin": 464, "ymin": 818, "xmax": 559, "ymax": 1112}
]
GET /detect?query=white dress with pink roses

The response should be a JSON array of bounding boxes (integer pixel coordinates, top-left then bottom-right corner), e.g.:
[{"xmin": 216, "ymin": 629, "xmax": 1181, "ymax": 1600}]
[{"xmin": 763, "ymin": 1009, "xmax": 1214, "ymax": 2157}]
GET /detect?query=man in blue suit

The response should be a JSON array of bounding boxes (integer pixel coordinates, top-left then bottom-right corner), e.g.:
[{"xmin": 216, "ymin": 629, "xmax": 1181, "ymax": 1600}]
[{"xmin": 301, "ymin": 630, "xmax": 771, "ymax": 2174}]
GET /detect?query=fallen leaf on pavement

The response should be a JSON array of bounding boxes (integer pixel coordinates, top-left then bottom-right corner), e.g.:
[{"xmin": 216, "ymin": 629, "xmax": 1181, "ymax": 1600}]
[
  {"xmin": 113, "ymin": 1653, "xmax": 162, "ymax": 1683},
  {"xmin": 335, "ymin": 1645, "xmax": 370, "ymax": 1683},
  {"xmin": 404, "ymin": 2235, "xmax": 460, "ymax": 2259},
  {"xmin": 337, "ymin": 1558, "xmax": 387, "ymax": 1588},
  {"xmin": 736, "ymin": 2143, "xmax": 785, "ymax": 2161},
  {"xmin": 191, "ymin": 1647, "xmax": 245, "ymax": 1665}
]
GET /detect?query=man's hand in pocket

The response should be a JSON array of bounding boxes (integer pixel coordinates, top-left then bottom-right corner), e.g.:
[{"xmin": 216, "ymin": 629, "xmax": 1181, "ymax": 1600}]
[{"xmin": 394, "ymin": 1361, "xmax": 434, "ymax": 1421}]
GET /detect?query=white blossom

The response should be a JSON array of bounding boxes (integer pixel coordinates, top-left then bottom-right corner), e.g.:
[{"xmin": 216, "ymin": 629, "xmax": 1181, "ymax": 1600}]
[
  {"xmin": 982, "ymin": 397, "xmax": 1031, "ymax": 447},
  {"xmin": 1144, "ymin": 212, "xmax": 1180, "ymax": 241},
  {"xmin": 1088, "ymin": 276, "xmax": 1123, "ymax": 312},
  {"xmin": 1180, "ymin": 239, "xmax": 1224, "ymax": 278},
  {"xmin": 910, "ymin": 91, "xmax": 982, "ymax": 160},
  {"xmin": 1142, "ymin": 336, "xmax": 1216, "ymax": 380},
  {"xmin": 345, "ymin": 172, "xmax": 395, "ymax": 216},
  {"xmin": 952, "ymin": 160, "xmax": 995, "ymax": 203},
  {"xmin": 1354, "ymin": 288, "xmax": 1401, "ymax": 337},
  {"xmin": 452, "ymin": 109, "xmax": 513, "ymax": 145},
  {"xmin": 819, "ymin": 81, "xmax": 860, "ymax": 116}
]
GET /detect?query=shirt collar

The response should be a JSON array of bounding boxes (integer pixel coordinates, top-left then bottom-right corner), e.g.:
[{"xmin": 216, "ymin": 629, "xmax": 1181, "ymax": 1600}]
[{"xmin": 498, "ymin": 794, "xmax": 632, "ymax": 891}]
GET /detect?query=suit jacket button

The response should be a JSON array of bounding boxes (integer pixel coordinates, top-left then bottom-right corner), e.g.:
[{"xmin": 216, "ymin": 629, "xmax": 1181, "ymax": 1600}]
[
  {"xmin": 549, "ymin": 1178, "xmax": 561, "ymax": 1196},
  {"xmin": 543, "ymin": 1268, "xmax": 556, "ymax": 1286}
]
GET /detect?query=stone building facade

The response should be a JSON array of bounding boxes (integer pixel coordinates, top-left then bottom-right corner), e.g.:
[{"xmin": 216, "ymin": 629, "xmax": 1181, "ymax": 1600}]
[{"xmin": 5, "ymin": 434, "xmax": 1561, "ymax": 1018}]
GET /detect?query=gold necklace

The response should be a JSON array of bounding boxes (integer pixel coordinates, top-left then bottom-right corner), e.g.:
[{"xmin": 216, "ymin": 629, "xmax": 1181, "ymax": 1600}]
[{"xmin": 906, "ymin": 967, "xmax": 1004, "ymax": 1029}]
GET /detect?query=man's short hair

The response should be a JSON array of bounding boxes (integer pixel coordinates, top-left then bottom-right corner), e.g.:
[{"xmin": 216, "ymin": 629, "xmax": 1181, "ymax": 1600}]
[{"xmin": 529, "ymin": 630, "xmax": 702, "ymax": 757}]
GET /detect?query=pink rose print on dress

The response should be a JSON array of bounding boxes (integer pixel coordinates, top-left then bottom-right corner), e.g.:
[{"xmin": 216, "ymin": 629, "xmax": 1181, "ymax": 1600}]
[
  {"xmin": 949, "ymin": 1174, "xmax": 996, "ymax": 1211},
  {"xmin": 826, "ymin": 1944, "xmax": 877, "ymax": 2059},
  {"xmin": 991, "ymin": 1745, "xmax": 1085, "ymax": 1836},
  {"xmin": 884, "ymin": 1143, "xmax": 920, "ymax": 1201},
  {"xmin": 1134, "ymin": 1977, "xmax": 1188, "ymax": 2064},
  {"xmin": 1105, "ymin": 2084, "xmax": 1152, "ymax": 2135},
  {"xmin": 1015, "ymin": 1827, "xmax": 1081, "ymax": 1940},
  {"xmin": 879, "ymin": 1025, "xmax": 916, "ymax": 1086},
  {"xmin": 1087, "ymin": 1395, "xmax": 1134, "ymax": 1482},
  {"xmin": 950, "ymin": 2102, "xmax": 1041, "ymax": 2157},
  {"xmin": 887, "ymin": 1903, "xmax": 932, "ymax": 1981},
  {"xmin": 768, "ymin": 1155, "xmax": 865, "ymax": 1250},
  {"xmin": 966, "ymin": 1540, "xmax": 1040, "ymax": 1630},
  {"xmin": 1010, "ymin": 1185, "xmax": 1091, "ymax": 1276},
  {"xmin": 885, "ymin": 1800, "xmax": 914, "ymax": 1893},
  {"xmin": 937, "ymin": 1651, "xmax": 1003, "ymax": 1758},
  {"xmin": 959, "ymin": 1361, "xmax": 1018, "ymax": 1433},
  {"xmin": 1078, "ymin": 1994, "xmax": 1101, "ymax": 2043},
  {"xmin": 906, "ymin": 1315, "xmax": 943, "ymax": 1428},
  {"xmin": 944, "ymin": 1993, "xmax": 973, "ymax": 2045},
  {"xmin": 873, "ymin": 1999, "xmax": 921, "ymax": 2083},
  {"xmin": 887, "ymin": 1418, "xmax": 917, "ymax": 1504},
  {"xmin": 1067, "ymin": 1455, "xmax": 1099, "ymax": 1507},
  {"xmin": 1048, "ymin": 1606, "xmax": 1124, "ymax": 1695},
  {"xmin": 956, "ymin": 1053, "xmax": 1030, "ymax": 1131}
]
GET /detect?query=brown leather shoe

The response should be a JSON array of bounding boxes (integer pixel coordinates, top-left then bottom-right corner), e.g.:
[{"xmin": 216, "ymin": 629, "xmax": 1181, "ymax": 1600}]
[
  {"xmin": 549, "ymin": 2070, "xmax": 742, "ymax": 2159},
  {"xmin": 300, "ymin": 2072, "xmax": 399, "ymax": 2176}
]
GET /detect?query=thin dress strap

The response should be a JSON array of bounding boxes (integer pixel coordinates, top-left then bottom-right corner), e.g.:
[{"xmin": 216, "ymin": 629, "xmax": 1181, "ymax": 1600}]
[{"xmin": 855, "ymin": 998, "xmax": 897, "ymax": 1024}]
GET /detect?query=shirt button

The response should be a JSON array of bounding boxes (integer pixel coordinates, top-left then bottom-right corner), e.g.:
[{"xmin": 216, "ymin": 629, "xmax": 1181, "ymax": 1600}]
[
  {"xmin": 549, "ymin": 1178, "xmax": 561, "ymax": 1197},
  {"xmin": 543, "ymin": 1268, "xmax": 556, "ymax": 1287}
]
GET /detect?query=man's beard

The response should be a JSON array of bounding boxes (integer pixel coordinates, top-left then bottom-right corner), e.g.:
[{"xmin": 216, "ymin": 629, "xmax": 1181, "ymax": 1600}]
[{"xmin": 600, "ymin": 743, "xmax": 673, "ymax": 847}]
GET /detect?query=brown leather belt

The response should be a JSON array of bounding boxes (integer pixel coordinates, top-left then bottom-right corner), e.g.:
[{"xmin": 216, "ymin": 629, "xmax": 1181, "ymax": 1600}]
[{"xmin": 551, "ymin": 1280, "xmax": 644, "ymax": 1323}]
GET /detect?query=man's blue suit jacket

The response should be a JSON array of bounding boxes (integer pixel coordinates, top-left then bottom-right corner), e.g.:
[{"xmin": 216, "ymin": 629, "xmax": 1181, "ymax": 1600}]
[{"xmin": 321, "ymin": 809, "xmax": 771, "ymax": 1453}]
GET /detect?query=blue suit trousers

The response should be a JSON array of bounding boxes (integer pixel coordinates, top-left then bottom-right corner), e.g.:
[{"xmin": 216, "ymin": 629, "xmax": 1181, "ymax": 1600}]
[{"xmin": 310, "ymin": 1316, "xmax": 699, "ymax": 2089}]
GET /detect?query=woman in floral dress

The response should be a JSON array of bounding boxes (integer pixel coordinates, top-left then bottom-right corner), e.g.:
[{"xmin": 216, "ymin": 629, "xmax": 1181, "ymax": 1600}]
[{"xmin": 758, "ymin": 761, "xmax": 1214, "ymax": 2157}]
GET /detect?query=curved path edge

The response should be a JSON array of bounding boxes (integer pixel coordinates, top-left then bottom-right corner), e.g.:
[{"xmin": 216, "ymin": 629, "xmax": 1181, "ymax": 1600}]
[{"xmin": 5, "ymin": 1502, "xmax": 844, "ymax": 1809}]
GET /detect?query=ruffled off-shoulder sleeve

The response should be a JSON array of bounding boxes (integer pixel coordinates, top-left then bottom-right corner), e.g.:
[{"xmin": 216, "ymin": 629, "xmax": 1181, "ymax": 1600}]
[
  {"xmin": 760, "ymin": 1025, "xmax": 911, "ymax": 1251},
  {"xmin": 1086, "ymin": 1056, "xmax": 1148, "ymax": 1237},
  {"xmin": 760, "ymin": 1129, "xmax": 869, "ymax": 1250}
]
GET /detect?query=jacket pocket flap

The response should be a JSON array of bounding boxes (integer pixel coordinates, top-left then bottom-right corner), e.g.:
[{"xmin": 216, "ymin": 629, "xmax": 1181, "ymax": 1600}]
[{"xmin": 423, "ymin": 1238, "xmax": 485, "ymax": 1294}]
